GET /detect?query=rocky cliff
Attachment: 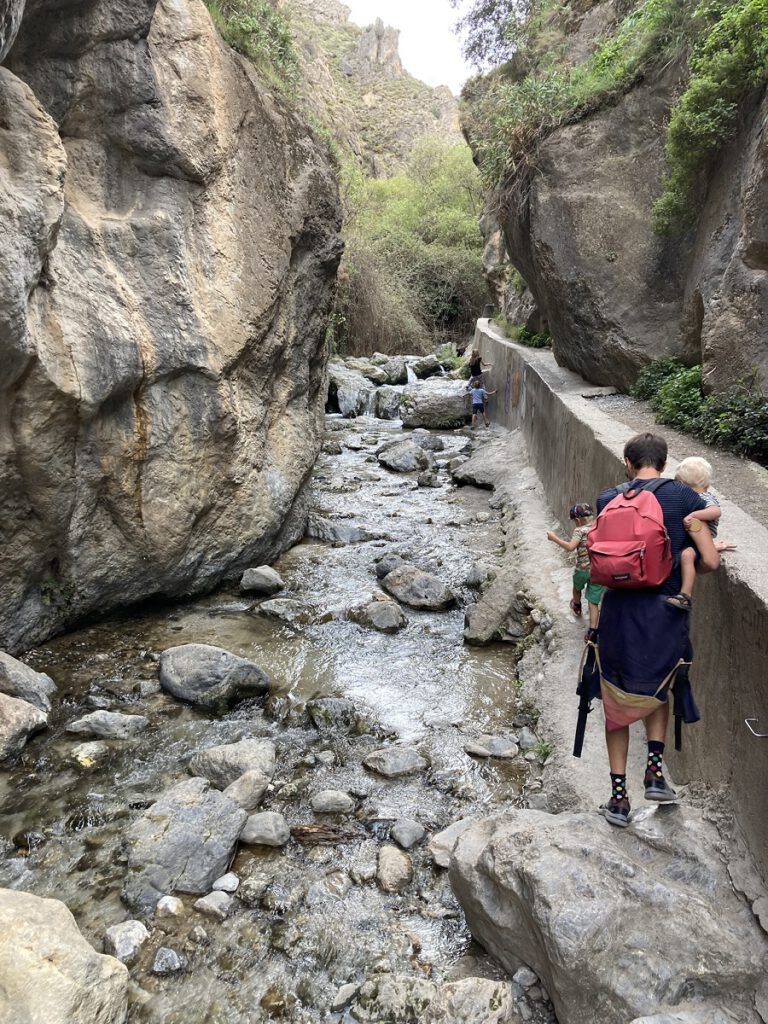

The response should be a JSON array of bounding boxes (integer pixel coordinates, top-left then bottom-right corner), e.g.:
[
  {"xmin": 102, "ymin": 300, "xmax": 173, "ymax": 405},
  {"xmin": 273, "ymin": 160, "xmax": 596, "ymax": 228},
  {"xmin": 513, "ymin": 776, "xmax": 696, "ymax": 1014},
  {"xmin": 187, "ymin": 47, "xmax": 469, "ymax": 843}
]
[
  {"xmin": 288, "ymin": 0, "xmax": 462, "ymax": 175},
  {"xmin": 0, "ymin": 0, "xmax": 342, "ymax": 652},
  {"xmin": 470, "ymin": 1, "xmax": 767, "ymax": 393}
]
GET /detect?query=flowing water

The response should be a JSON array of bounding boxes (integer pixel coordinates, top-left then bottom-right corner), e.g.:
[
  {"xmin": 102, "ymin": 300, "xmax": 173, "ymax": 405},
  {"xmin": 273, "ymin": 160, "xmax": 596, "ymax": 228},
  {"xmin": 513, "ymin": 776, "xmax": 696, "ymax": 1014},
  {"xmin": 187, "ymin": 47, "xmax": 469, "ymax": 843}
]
[{"xmin": 0, "ymin": 414, "xmax": 555, "ymax": 1023}]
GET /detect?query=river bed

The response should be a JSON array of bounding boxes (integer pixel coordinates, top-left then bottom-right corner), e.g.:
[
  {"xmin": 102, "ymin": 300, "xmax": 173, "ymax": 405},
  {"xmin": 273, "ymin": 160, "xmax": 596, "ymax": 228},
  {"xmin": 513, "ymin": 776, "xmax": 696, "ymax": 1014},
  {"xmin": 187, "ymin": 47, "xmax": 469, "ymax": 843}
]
[{"xmin": 0, "ymin": 414, "xmax": 556, "ymax": 1024}]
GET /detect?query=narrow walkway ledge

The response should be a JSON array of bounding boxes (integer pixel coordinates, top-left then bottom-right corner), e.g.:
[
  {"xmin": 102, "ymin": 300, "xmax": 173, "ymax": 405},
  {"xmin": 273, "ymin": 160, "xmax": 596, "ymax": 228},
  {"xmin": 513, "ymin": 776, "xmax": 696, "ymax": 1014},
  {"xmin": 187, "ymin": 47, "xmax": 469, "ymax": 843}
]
[{"xmin": 475, "ymin": 318, "xmax": 768, "ymax": 883}]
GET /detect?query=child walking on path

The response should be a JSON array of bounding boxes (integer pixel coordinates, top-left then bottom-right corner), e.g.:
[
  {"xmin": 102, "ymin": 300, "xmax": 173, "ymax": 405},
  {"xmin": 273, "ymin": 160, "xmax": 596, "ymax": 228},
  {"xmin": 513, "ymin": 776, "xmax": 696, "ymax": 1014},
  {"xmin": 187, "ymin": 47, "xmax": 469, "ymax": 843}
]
[
  {"xmin": 547, "ymin": 503, "xmax": 605, "ymax": 628},
  {"xmin": 665, "ymin": 456, "xmax": 735, "ymax": 611},
  {"xmin": 466, "ymin": 378, "xmax": 497, "ymax": 430}
]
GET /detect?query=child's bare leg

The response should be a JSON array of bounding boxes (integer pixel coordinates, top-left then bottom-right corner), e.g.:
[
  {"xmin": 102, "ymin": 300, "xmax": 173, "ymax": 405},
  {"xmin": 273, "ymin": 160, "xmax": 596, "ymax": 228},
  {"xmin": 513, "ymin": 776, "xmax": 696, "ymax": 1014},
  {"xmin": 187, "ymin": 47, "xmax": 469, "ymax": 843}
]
[
  {"xmin": 679, "ymin": 547, "xmax": 697, "ymax": 597},
  {"xmin": 471, "ymin": 412, "xmax": 477, "ymax": 430},
  {"xmin": 572, "ymin": 585, "xmax": 582, "ymax": 605}
]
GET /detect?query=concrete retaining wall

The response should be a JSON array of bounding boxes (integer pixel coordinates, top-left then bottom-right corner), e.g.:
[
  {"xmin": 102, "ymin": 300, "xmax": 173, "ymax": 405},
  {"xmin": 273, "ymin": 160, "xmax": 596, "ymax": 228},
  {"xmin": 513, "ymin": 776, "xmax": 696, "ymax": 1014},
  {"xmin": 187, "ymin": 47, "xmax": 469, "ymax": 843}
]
[{"xmin": 474, "ymin": 319, "xmax": 768, "ymax": 882}]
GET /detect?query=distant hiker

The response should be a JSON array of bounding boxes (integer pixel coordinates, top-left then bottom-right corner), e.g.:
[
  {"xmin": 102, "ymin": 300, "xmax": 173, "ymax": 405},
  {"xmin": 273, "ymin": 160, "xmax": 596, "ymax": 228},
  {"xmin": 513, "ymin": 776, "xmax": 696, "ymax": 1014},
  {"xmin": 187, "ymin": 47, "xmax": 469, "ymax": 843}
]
[
  {"xmin": 664, "ymin": 456, "xmax": 736, "ymax": 612},
  {"xmin": 546, "ymin": 503, "xmax": 604, "ymax": 629},
  {"xmin": 467, "ymin": 348, "xmax": 491, "ymax": 386},
  {"xmin": 590, "ymin": 433, "xmax": 719, "ymax": 828},
  {"xmin": 466, "ymin": 378, "xmax": 496, "ymax": 430}
]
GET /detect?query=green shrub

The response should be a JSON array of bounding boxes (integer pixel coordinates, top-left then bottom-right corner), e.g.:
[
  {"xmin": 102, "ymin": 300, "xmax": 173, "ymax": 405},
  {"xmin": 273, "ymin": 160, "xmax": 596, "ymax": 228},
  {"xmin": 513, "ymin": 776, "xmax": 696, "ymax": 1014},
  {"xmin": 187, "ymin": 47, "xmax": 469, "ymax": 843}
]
[
  {"xmin": 518, "ymin": 327, "xmax": 552, "ymax": 348},
  {"xmin": 205, "ymin": 0, "xmax": 299, "ymax": 91},
  {"xmin": 653, "ymin": 365, "xmax": 704, "ymax": 428},
  {"xmin": 631, "ymin": 357, "xmax": 687, "ymax": 399},
  {"xmin": 653, "ymin": 0, "xmax": 768, "ymax": 234}
]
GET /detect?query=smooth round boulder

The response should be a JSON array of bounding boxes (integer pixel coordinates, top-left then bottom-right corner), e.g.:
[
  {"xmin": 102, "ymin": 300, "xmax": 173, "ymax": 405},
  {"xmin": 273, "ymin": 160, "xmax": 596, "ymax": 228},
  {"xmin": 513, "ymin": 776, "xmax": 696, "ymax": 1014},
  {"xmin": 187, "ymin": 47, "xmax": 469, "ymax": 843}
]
[
  {"xmin": 310, "ymin": 790, "xmax": 355, "ymax": 814},
  {"xmin": 240, "ymin": 811, "xmax": 290, "ymax": 847},
  {"xmin": 363, "ymin": 746, "xmax": 428, "ymax": 778},
  {"xmin": 377, "ymin": 439, "xmax": 434, "ymax": 473},
  {"xmin": 240, "ymin": 566, "xmax": 284, "ymax": 595},
  {"xmin": 159, "ymin": 644, "xmax": 270, "ymax": 712},
  {"xmin": 380, "ymin": 566, "xmax": 456, "ymax": 611},
  {"xmin": 349, "ymin": 595, "xmax": 407, "ymax": 634}
]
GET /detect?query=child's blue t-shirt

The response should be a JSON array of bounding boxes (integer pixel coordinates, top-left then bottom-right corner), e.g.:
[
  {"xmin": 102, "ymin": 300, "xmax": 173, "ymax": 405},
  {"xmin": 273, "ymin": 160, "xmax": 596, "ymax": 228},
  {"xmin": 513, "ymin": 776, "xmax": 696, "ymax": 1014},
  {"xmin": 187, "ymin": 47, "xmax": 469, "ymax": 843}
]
[{"xmin": 470, "ymin": 387, "xmax": 486, "ymax": 404}]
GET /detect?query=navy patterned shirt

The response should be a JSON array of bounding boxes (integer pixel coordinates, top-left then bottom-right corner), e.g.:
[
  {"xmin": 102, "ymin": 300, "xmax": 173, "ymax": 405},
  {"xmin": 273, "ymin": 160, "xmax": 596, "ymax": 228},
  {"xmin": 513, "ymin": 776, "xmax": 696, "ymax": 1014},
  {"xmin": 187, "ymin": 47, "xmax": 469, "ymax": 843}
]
[{"xmin": 596, "ymin": 477, "xmax": 706, "ymax": 594}]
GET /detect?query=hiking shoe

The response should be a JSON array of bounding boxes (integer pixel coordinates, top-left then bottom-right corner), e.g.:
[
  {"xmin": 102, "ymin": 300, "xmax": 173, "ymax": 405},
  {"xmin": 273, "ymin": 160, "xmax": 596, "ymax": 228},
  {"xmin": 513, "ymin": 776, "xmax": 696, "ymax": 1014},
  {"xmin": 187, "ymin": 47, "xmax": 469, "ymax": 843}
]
[
  {"xmin": 664, "ymin": 592, "xmax": 692, "ymax": 612},
  {"xmin": 644, "ymin": 771, "xmax": 677, "ymax": 803},
  {"xmin": 601, "ymin": 797, "xmax": 630, "ymax": 828}
]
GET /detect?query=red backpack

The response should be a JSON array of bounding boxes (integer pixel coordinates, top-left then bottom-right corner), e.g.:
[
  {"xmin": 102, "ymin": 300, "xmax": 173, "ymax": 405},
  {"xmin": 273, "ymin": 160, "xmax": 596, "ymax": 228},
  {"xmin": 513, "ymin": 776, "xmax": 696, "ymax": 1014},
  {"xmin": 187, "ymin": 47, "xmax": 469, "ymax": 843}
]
[{"xmin": 586, "ymin": 479, "xmax": 673, "ymax": 588}]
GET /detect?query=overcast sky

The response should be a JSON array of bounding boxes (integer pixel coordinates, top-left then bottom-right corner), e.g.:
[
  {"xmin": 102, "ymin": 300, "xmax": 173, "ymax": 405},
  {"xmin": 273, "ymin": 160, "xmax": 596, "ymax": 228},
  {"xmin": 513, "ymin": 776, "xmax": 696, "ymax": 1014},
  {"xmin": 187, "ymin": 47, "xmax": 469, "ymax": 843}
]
[{"xmin": 343, "ymin": 0, "xmax": 473, "ymax": 94}]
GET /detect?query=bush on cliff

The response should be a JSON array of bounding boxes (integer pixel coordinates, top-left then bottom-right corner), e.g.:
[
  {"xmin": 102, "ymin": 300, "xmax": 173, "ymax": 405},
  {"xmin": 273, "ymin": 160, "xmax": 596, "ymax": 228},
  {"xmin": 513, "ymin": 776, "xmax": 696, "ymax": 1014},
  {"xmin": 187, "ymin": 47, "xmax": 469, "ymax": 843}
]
[
  {"xmin": 332, "ymin": 138, "xmax": 487, "ymax": 356},
  {"xmin": 653, "ymin": 0, "xmax": 768, "ymax": 234},
  {"xmin": 632, "ymin": 359, "xmax": 768, "ymax": 464},
  {"xmin": 206, "ymin": 0, "xmax": 299, "ymax": 91}
]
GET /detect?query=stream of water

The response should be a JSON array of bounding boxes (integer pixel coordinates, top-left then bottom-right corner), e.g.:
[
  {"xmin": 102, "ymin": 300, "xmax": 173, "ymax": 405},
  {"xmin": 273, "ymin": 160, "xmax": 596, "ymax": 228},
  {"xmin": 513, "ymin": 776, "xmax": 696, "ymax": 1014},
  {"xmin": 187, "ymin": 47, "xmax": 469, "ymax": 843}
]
[{"xmin": 0, "ymin": 414, "xmax": 556, "ymax": 1023}]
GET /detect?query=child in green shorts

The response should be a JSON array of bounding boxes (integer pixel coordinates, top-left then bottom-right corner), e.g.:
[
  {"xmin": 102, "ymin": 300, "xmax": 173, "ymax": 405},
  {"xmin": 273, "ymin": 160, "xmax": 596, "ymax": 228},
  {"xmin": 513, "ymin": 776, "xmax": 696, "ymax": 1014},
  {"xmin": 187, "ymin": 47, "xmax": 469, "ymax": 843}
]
[{"xmin": 546, "ymin": 503, "xmax": 605, "ymax": 629}]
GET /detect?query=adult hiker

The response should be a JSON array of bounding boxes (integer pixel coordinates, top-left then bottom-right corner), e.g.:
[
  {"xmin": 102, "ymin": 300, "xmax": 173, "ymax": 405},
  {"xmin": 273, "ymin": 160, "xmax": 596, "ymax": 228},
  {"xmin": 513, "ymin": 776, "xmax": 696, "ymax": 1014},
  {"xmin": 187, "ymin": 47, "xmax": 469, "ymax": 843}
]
[{"xmin": 591, "ymin": 433, "xmax": 720, "ymax": 828}]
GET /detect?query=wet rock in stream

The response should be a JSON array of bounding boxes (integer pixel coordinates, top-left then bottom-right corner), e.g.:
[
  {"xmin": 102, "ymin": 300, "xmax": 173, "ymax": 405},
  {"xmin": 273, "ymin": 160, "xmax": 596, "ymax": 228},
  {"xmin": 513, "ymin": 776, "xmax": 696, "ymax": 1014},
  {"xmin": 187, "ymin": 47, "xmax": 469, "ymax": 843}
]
[
  {"xmin": 348, "ymin": 593, "xmax": 408, "ymax": 633},
  {"xmin": 0, "ymin": 651, "xmax": 57, "ymax": 713},
  {"xmin": 0, "ymin": 691, "xmax": 47, "ymax": 761},
  {"xmin": 377, "ymin": 439, "xmax": 436, "ymax": 473},
  {"xmin": 380, "ymin": 565, "xmax": 457, "ymax": 610},
  {"xmin": 188, "ymin": 738, "xmax": 276, "ymax": 789},
  {"xmin": 159, "ymin": 644, "xmax": 270, "ymax": 711},
  {"xmin": 66, "ymin": 710, "xmax": 149, "ymax": 740},
  {"xmin": 239, "ymin": 566, "xmax": 284, "ymax": 595},
  {"xmin": 122, "ymin": 777, "xmax": 247, "ymax": 911}
]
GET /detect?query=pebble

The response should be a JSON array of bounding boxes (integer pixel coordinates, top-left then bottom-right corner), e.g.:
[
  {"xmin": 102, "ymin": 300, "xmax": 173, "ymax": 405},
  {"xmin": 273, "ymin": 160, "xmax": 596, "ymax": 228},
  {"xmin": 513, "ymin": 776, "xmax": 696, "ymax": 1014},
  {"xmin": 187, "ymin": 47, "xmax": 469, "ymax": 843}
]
[
  {"xmin": 152, "ymin": 947, "xmax": 186, "ymax": 975},
  {"xmin": 193, "ymin": 891, "xmax": 232, "ymax": 921},
  {"xmin": 104, "ymin": 920, "xmax": 149, "ymax": 964},
  {"xmin": 187, "ymin": 925, "xmax": 209, "ymax": 946},
  {"xmin": 155, "ymin": 895, "xmax": 185, "ymax": 919},
  {"xmin": 332, "ymin": 983, "xmax": 359, "ymax": 1011},
  {"xmin": 310, "ymin": 789, "xmax": 355, "ymax": 814},
  {"xmin": 530, "ymin": 608, "xmax": 543, "ymax": 624},
  {"xmin": 315, "ymin": 749, "xmax": 336, "ymax": 766},
  {"xmin": 390, "ymin": 819, "xmax": 426, "ymax": 850},
  {"xmin": 377, "ymin": 844, "xmax": 413, "ymax": 893},
  {"xmin": 222, "ymin": 769, "xmax": 270, "ymax": 811},
  {"xmin": 68, "ymin": 741, "xmax": 109, "ymax": 771},
  {"xmin": 517, "ymin": 726, "xmax": 539, "ymax": 750},
  {"xmin": 212, "ymin": 872, "xmax": 240, "ymax": 893}
]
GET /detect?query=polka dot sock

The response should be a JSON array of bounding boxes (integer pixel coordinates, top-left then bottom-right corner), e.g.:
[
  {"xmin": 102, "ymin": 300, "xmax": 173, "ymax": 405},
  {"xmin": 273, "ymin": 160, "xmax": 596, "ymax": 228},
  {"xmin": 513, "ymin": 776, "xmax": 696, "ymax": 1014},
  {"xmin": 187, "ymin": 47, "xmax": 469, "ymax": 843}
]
[
  {"xmin": 610, "ymin": 773, "xmax": 627, "ymax": 802},
  {"xmin": 647, "ymin": 740, "xmax": 665, "ymax": 779}
]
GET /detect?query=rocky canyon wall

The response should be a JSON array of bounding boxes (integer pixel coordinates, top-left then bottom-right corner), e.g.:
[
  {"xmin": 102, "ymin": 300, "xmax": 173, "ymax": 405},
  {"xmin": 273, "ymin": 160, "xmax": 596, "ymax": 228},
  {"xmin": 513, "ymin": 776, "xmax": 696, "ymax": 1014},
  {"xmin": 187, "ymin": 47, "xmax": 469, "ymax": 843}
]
[
  {"xmin": 0, "ymin": 0, "xmax": 342, "ymax": 652},
  {"xmin": 474, "ymin": 1, "xmax": 767, "ymax": 393}
]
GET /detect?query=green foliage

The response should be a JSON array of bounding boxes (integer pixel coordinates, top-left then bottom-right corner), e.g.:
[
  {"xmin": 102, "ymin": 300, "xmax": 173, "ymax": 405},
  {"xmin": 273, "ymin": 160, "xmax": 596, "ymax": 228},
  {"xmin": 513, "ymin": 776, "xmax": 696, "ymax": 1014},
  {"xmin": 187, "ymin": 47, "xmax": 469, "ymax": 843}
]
[
  {"xmin": 631, "ymin": 357, "xmax": 687, "ymax": 399},
  {"xmin": 533, "ymin": 740, "xmax": 554, "ymax": 760},
  {"xmin": 632, "ymin": 359, "xmax": 768, "ymax": 464},
  {"xmin": 518, "ymin": 327, "xmax": 552, "ymax": 348},
  {"xmin": 449, "ymin": 0, "xmax": 531, "ymax": 69},
  {"xmin": 463, "ymin": 0, "xmax": 701, "ymax": 188},
  {"xmin": 333, "ymin": 139, "xmax": 487, "ymax": 356},
  {"xmin": 205, "ymin": 0, "xmax": 299, "ymax": 91},
  {"xmin": 653, "ymin": 0, "xmax": 768, "ymax": 234}
]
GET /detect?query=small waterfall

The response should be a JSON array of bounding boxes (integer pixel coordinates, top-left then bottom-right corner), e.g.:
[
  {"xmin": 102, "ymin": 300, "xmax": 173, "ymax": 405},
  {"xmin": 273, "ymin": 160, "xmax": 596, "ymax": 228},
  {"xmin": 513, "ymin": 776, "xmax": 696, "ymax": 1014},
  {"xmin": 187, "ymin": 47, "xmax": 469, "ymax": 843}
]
[{"xmin": 406, "ymin": 364, "xmax": 417, "ymax": 384}]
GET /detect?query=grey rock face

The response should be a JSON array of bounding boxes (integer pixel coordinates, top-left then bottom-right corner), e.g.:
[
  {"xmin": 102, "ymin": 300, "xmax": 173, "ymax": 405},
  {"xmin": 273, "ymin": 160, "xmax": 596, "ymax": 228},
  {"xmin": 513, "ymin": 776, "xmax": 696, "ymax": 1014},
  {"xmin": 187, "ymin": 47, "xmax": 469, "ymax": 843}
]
[
  {"xmin": 240, "ymin": 811, "xmax": 290, "ymax": 846},
  {"xmin": 159, "ymin": 644, "xmax": 269, "ymax": 712},
  {"xmin": 363, "ymin": 746, "xmax": 428, "ymax": 778},
  {"xmin": 0, "ymin": 651, "xmax": 56, "ymax": 713},
  {"xmin": 104, "ymin": 920, "xmax": 149, "ymax": 965},
  {"xmin": 0, "ymin": 887, "xmax": 129, "ymax": 1023},
  {"xmin": 0, "ymin": 0, "xmax": 341, "ymax": 654},
  {"xmin": 349, "ymin": 594, "xmax": 407, "ymax": 633},
  {"xmin": 425, "ymin": 978, "xmax": 519, "ymax": 1024},
  {"xmin": 377, "ymin": 439, "xmax": 434, "ymax": 473},
  {"xmin": 429, "ymin": 818, "xmax": 477, "ymax": 869},
  {"xmin": 240, "ymin": 566, "xmax": 284, "ymax": 595},
  {"xmin": 381, "ymin": 565, "xmax": 456, "ymax": 610},
  {"xmin": 122, "ymin": 777, "xmax": 247, "ymax": 912},
  {"xmin": 375, "ymin": 385, "xmax": 404, "ymax": 420},
  {"xmin": 450, "ymin": 809, "xmax": 767, "ymax": 1024},
  {"xmin": 188, "ymin": 738, "xmax": 276, "ymax": 790},
  {"xmin": 66, "ymin": 711, "xmax": 148, "ymax": 740},
  {"xmin": 377, "ymin": 844, "xmax": 413, "ymax": 892},
  {"xmin": 0, "ymin": 691, "xmax": 46, "ymax": 761},
  {"xmin": 400, "ymin": 379, "xmax": 470, "ymax": 429},
  {"xmin": 0, "ymin": 0, "xmax": 24, "ymax": 61}
]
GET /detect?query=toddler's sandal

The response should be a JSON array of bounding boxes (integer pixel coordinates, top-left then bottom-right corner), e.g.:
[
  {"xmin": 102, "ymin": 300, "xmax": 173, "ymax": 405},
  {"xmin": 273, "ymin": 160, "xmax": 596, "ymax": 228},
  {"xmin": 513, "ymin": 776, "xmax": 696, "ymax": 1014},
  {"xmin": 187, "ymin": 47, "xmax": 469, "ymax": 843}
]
[
  {"xmin": 664, "ymin": 593, "xmax": 692, "ymax": 611},
  {"xmin": 569, "ymin": 598, "xmax": 583, "ymax": 617}
]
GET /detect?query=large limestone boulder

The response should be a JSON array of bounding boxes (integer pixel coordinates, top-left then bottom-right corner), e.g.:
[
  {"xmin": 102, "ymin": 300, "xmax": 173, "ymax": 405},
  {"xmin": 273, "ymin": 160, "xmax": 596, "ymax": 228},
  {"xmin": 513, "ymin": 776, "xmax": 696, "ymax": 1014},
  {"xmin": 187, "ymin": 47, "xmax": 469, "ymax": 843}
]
[
  {"xmin": 122, "ymin": 777, "xmax": 247, "ymax": 911},
  {"xmin": 450, "ymin": 808, "xmax": 767, "ymax": 1024},
  {"xmin": 0, "ymin": 0, "xmax": 341, "ymax": 653},
  {"xmin": 0, "ymin": 650, "xmax": 56, "ymax": 712},
  {"xmin": 0, "ymin": 690, "xmax": 46, "ymax": 760},
  {"xmin": 159, "ymin": 644, "xmax": 270, "ymax": 711},
  {"xmin": 0, "ymin": 887, "xmax": 129, "ymax": 1023},
  {"xmin": 327, "ymin": 362, "xmax": 375, "ymax": 417},
  {"xmin": 426, "ymin": 978, "xmax": 520, "ymax": 1024},
  {"xmin": 400, "ymin": 379, "xmax": 470, "ymax": 429},
  {"xmin": 380, "ymin": 565, "xmax": 456, "ymax": 610},
  {"xmin": 377, "ymin": 439, "xmax": 435, "ymax": 473}
]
